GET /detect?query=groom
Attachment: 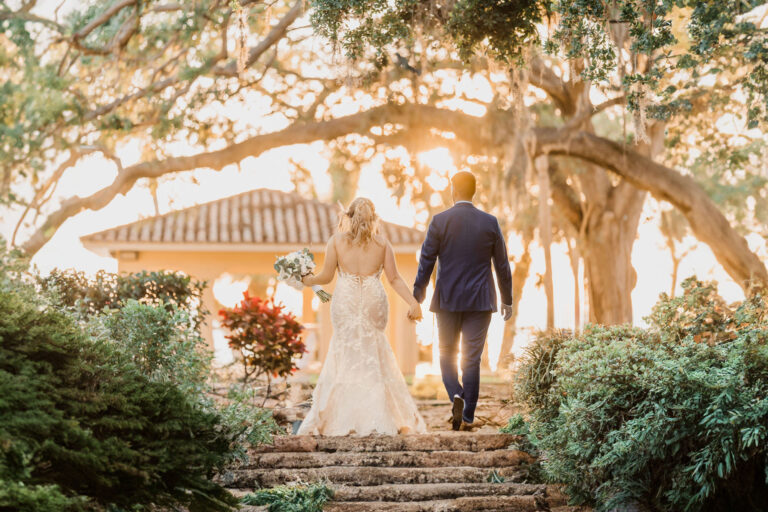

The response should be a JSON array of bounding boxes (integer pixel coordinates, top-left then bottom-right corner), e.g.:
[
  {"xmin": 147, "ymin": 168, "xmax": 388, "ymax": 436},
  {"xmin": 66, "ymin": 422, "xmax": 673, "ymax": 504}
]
[{"xmin": 412, "ymin": 171, "xmax": 513, "ymax": 431}]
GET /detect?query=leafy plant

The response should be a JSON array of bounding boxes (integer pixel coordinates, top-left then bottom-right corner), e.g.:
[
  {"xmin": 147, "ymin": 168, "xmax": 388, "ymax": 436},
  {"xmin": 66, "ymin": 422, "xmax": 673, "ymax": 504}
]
[
  {"xmin": 219, "ymin": 292, "xmax": 306, "ymax": 401},
  {"xmin": 0, "ymin": 247, "xmax": 281, "ymax": 511},
  {"xmin": 0, "ymin": 271, "xmax": 239, "ymax": 512},
  {"xmin": 39, "ymin": 268, "xmax": 207, "ymax": 328},
  {"xmin": 513, "ymin": 329, "xmax": 571, "ymax": 419},
  {"xmin": 97, "ymin": 299, "xmax": 211, "ymax": 395},
  {"xmin": 499, "ymin": 414, "xmax": 543, "ymax": 481},
  {"xmin": 93, "ymin": 291, "xmax": 283, "ymax": 466},
  {"xmin": 218, "ymin": 385, "xmax": 285, "ymax": 462},
  {"xmin": 241, "ymin": 482, "xmax": 334, "ymax": 512},
  {"xmin": 514, "ymin": 278, "xmax": 768, "ymax": 511},
  {"xmin": 499, "ymin": 413, "xmax": 530, "ymax": 437}
]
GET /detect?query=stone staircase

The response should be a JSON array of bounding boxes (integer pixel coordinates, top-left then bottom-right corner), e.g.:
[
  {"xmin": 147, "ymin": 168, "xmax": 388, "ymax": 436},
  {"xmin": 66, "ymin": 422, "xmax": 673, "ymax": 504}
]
[{"xmin": 221, "ymin": 432, "xmax": 581, "ymax": 511}]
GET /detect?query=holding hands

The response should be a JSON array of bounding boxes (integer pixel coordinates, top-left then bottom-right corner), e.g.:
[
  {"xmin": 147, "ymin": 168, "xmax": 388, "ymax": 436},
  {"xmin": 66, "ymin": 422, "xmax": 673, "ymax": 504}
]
[{"xmin": 407, "ymin": 300, "xmax": 423, "ymax": 322}]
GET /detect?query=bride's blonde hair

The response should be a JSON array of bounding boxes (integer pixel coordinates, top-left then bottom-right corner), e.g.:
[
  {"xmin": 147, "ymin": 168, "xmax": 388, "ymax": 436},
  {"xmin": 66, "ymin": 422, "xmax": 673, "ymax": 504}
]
[{"xmin": 338, "ymin": 197, "xmax": 379, "ymax": 246}]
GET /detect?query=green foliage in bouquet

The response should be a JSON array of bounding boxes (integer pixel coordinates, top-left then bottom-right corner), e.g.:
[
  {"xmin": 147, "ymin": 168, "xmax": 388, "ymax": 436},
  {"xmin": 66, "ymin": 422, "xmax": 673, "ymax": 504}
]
[
  {"xmin": 513, "ymin": 278, "xmax": 768, "ymax": 511},
  {"xmin": 38, "ymin": 268, "xmax": 207, "ymax": 328},
  {"xmin": 241, "ymin": 482, "xmax": 334, "ymax": 512},
  {"xmin": 219, "ymin": 292, "xmax": 306, "ymax": 393}
]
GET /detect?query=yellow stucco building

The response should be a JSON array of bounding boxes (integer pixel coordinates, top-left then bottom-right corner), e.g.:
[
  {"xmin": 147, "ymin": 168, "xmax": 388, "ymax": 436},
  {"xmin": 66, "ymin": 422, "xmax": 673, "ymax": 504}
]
[{"xmin": 81, "ymin": 188, "xmax": 425, "ymax": 375}]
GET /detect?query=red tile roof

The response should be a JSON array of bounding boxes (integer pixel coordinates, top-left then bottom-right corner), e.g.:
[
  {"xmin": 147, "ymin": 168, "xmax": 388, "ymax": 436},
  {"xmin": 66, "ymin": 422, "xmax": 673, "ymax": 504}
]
[{"xmin": 81, "ymin": 188, "xmax": 423, "ymax": 251}]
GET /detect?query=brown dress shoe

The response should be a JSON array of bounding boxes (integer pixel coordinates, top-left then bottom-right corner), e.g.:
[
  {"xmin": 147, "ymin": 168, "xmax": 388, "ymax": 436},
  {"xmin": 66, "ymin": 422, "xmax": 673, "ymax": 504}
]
[{"xmin": 451, "ymin": 395, "xmax": 465, "ymax": 431}]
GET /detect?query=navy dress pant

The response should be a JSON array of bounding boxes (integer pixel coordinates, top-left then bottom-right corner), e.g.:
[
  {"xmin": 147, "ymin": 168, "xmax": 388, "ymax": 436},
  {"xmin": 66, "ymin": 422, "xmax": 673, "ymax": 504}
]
[{"xmin": 436, "ymin": 310, "xmax": 492, "ymax": 423}]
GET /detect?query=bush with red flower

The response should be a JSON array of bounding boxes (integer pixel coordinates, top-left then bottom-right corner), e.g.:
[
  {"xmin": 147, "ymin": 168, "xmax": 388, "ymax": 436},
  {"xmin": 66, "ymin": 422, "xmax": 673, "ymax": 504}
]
[{"xmin": 219, "ymin": 292, "xmax": 306, "ymax": 402}]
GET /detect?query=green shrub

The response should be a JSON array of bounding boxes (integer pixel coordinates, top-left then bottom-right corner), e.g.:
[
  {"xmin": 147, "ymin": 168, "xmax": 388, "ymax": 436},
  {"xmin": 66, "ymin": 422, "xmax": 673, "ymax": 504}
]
[
  {"xmin": 0, "ymin": 481, "xmax": 79, "ymax": 512},
  {"xmin": 498, "ymin": 414, "xmax": 543, "ymax": 482},
  {"xmin": 97, "ymin": 300, "xmax": 285, "ymax": 462},
  {"xmin": 513, "ymin": 329, "xmax": 570, "ymax": 419},
  {"xmin": 499, "ymin": 413, "xmax": 530, "ymax": 436},
  {"xmin": 0, "ymin": 245, "xmax": 285, "ymax": 511},
  {"xmin": 97, "ymin": 299, "xmax": 211, "ymax": 395},
  {"xmin": 39, "ymin": 268, "xmax": 207, "ymax": 328},
  {"xmin": 241, "ymin": 482, "xmax": 334, "ymax": 512},
  {"xmin": 514, "ymin": 278, "xmax": 768, "ymax": 512},
  {"xmin": 0, "ymin": 269, "xmax": 238, "ymax": 511},
  {"xmin": 218, "ymin": 385, "xmax": 284, "ymax": 462}
]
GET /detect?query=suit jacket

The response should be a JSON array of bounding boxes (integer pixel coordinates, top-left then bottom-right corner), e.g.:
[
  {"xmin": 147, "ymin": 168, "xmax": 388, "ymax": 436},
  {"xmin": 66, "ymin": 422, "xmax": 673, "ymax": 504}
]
[{"xmin": 413, "ymin": 202, "xmax": 513, "ymax": 313}]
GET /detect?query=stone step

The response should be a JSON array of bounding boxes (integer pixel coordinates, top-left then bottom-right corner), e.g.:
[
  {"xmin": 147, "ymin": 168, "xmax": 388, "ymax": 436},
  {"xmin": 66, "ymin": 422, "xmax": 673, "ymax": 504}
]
[
  {"xmin": 252, "ymin": 433, "xmax": 520, "ymax": 454},
  {"xmin": 229, "ymin": 483, "xmax": 567, "ymax": 504},
  {"xmin": 222, "ymin": 465, "xmax": 528, "ymax": 488},
  {"xmin": 245, "ymin": 449, "xmax": 533, "ymax": 469},
  {"xmin": 323, "ymin": 495, "xmax": 547, "ymax": 511},
  {"xmin": 331, "ymin": 482, "xmax": 547, "ymax": 501}
]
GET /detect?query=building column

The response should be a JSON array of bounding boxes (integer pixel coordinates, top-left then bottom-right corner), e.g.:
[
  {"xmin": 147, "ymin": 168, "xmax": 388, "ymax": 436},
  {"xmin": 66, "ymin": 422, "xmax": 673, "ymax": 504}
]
[
  {"xmin": 393, "ymin": 301, "xmax": 418, "ymax": 376},
  {"xmin": 200, "ymin": 279, "xmax": 220, "ymax": 353},
  {"xmin": 317, "ymin": 300, "xmax": 332, "ymax": 363}
]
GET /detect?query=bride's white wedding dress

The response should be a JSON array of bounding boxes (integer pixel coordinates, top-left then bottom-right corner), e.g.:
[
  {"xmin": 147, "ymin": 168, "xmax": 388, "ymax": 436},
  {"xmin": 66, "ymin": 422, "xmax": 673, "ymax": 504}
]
[{"xmin": 298, "ymin": 266, "xmax": 427, "ymax": 436}]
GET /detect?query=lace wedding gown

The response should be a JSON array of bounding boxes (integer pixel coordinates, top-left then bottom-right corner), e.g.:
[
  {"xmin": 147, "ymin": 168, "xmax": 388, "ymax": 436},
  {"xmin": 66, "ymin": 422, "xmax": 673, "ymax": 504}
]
[{"xmin": 297, "ymin": 267, "xmax": 427, "ymax": 436}]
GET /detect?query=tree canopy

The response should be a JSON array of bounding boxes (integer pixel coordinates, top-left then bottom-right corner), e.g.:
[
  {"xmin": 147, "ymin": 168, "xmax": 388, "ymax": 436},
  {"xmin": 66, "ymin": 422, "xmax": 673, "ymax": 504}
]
[{"xmin": 313, "ymin": 0, "xmax": 768, "ymax": 128}]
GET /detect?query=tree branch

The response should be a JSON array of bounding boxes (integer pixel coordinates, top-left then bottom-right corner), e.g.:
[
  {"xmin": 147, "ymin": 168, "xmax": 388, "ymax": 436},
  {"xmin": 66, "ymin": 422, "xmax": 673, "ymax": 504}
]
[
  {"xmin": 212, "ymin": 0, "xmax": 303, "ymax": 77},
  {"xmin": 73, "ymin": 0, "xmax": 137, "ymax": 40},
  {"xmin": 10, "ymin": 145, "xmax": 101, "ymax": 245},
  {"xmin": 565, "ymin": 95, "xmax": 626, "ymax": 129},
  {"xmin": 76, "ymin": 0, "xmax": 300, "ymax": 123},
  {"xmin": 548, "ymin": 164, "xmax": 583, "ymax": 229},
  {"xmin": 21, "ymin": 103, "xmax": 481, "ymax": 255},
  {"xmin": 0, "ymin": 9, "xmax": 64, "ymax": 30},
  {"xmin": 20, "ymin": 99, "xmax": 768, "ymax": 296},
  {"xmin": 528, "ymin": 58, "xmax": 576, "ymax": 117},
  {"xmin": 533, "ymin": 128, "xmax": 768, "ymax": 291}
]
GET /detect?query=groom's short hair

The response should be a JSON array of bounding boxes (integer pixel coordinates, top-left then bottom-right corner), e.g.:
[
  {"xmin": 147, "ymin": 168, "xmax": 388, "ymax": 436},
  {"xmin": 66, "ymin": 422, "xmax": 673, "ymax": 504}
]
[{"xmin": 451, "ymin": 171, "xmax": 476, "ymax": 199}]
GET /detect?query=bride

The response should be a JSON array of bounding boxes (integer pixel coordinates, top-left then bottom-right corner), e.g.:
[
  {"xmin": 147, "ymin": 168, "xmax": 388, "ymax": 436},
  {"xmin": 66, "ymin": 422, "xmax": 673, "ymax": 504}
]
[{"xmin": 297, "ymin": 197, "xmax": 428, "ymax": 436}]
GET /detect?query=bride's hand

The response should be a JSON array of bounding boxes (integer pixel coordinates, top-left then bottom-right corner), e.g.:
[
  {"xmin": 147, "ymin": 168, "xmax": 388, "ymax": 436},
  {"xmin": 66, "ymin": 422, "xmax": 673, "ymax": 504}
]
[
  {"xmin": 301, "ymin": 273, "xmax": 313, "ymax": 286},
  {"xmin": 407, "ymin": 302, "xmax": 422, "ymax": 322}
]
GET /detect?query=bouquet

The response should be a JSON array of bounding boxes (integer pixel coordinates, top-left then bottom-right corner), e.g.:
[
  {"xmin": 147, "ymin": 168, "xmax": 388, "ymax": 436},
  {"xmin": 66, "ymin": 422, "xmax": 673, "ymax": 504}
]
[{"xmin": 274, "ymin": 248, "xmax": 332, "ymax": 302}]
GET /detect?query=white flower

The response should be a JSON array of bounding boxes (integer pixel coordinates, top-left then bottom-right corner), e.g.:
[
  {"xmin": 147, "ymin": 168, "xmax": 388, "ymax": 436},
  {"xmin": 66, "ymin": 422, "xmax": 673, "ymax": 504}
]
[{"xmin": 275, "ymin": 248, "xmax": 319, "ymax": 287}]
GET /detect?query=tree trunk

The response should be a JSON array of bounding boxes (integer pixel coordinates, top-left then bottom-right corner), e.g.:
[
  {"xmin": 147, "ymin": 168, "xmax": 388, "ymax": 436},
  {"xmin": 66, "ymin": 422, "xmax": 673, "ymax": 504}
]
[
  {"xmin": 535, "ymin": 155, "xmax": 555, "ymax": 330},
  {"xmin": 497, "ymin": 234, "xmax": 533, "ymax": 363},
  {"xmin": 670, "ymin": 254, "xmax": 680, "ymax": 298},
  {"xmin": 534, "ymin": 126, "xmax": 768, "ymax": 294},
  {"xmin": 565, "ymin": 236, "xmax": 581, "ymax": 331},
  {"xmin": 553, "ymin": 122, "xmax": 659, "ymax": 325},
  {"xmin": 581, "ymin": 198, "xmax": 643, "ymax": 324}
]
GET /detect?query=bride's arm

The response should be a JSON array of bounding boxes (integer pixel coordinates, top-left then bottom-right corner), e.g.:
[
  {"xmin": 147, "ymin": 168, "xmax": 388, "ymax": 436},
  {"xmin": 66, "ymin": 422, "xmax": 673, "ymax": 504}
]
[
  {"xmin": 302, "ymin": 236, "xmax": 338, "ymax": 286},
  {"xmin": 383, "ymin": 239, "xmax": 422, "ymax": 318}
]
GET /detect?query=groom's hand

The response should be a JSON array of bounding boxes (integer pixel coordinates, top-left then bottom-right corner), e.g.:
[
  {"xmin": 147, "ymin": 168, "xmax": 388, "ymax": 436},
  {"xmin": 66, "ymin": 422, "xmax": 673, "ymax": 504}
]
[
  {"xmin": 407, "ymin": 302, "xmax": 423, "ymax": 322},
  {"xmin": 501, "ymin": 303, "xmax": 513, "ymax": 321}
]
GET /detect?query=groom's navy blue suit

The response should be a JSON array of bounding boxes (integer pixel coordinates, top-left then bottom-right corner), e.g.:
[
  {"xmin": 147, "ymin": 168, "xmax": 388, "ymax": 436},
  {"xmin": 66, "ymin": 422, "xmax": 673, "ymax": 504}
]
[{"xmin": 413, "ymin": 202, "xmax": 513, "ymax": 423}]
